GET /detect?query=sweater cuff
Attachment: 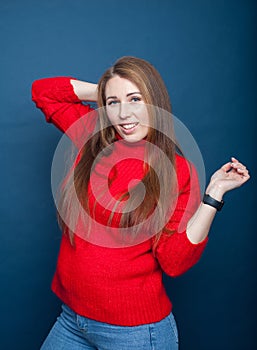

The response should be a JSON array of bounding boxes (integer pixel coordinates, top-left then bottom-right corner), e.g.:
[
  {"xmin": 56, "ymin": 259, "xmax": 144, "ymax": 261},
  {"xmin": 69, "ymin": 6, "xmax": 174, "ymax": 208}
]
[
  {"xmin": 155, "ymin": 230, "xmax": 208, "ymax": 277},
  {"xmin": 47, "ymin": 77, "xmax": 81, "ymax": 103},
  {"xmin": 32, "ymin": 76, "xmax": 81, "ymax": 106}
]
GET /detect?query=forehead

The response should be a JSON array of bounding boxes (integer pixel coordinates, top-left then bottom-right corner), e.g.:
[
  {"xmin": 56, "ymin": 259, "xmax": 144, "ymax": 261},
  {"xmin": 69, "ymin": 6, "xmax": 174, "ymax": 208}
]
[{"xmin": 105, "ymin": 76, "xmax": 140, "ymax": 96}]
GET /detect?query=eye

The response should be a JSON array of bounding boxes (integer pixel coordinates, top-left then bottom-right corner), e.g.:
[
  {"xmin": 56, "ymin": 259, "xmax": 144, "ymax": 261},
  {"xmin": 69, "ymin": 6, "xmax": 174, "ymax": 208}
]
[
  {"xmin": 107, "ymin": 100, "xmax": 119, "ymax": 106},
  {"xmin": 131, "ymin": 96, "xmax": 141, "ymax": 102}
]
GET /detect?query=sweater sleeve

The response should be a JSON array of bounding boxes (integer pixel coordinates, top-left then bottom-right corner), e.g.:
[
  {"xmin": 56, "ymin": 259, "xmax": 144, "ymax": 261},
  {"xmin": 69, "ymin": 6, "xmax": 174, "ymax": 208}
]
[
  {"xmin": 154, "ymin": 155, "xmax": 208, "ymax": 277},
  {"xmin": 31, "ymin": 77, "xmax": 97, "ymax": 145}
]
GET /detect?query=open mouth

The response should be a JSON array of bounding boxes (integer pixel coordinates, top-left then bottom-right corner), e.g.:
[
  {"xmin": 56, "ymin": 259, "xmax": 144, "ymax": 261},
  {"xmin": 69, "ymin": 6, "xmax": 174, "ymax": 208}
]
[{"xmin": 119, "ymin": 122, "xmax": 139, "ymax": 132}]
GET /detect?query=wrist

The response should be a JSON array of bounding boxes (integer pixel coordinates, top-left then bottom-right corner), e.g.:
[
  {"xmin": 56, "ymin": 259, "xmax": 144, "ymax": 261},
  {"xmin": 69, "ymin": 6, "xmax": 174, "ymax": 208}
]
[
  {"xmin": 205, "ymin": 182, "xmax": 225, "ymax": 201},
  {"xmin": 202, "ymin": 193, "xmax": 224, "ymax": 211}
]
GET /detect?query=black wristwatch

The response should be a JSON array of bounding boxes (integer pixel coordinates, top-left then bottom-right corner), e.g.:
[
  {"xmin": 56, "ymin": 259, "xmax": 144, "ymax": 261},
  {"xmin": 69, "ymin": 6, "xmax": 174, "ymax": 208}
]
[{"xmin": 202, "ymin": 193, "xmax": 224, "ymax": 211}]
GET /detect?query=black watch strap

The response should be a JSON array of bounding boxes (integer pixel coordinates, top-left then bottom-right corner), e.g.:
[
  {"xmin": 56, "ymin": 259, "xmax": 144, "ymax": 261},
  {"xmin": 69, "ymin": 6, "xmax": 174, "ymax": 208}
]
[{"xmin": 202, "ymin": 194, "xmax": 224, "ymax": 211}]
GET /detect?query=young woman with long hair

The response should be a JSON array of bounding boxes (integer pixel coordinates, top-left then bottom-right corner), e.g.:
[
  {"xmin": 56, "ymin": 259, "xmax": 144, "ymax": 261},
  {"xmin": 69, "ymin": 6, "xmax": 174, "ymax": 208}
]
[{"xmin": 32, "ymin": 56, "xmax": 250, "ymax": 350}]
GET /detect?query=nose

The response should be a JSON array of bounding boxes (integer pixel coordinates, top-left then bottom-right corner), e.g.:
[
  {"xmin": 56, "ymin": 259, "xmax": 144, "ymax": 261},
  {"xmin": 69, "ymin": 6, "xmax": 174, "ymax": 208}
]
[{"xmin": 119, "ymin": 102, "xmax": 132, "ymax": 120}]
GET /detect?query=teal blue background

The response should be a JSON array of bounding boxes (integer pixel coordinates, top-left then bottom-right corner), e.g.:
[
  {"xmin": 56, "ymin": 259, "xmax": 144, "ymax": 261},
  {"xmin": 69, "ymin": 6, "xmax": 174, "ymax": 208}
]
[{"xmin": 1, "ymin": 0, "xmax": 256, "ymax": 349}]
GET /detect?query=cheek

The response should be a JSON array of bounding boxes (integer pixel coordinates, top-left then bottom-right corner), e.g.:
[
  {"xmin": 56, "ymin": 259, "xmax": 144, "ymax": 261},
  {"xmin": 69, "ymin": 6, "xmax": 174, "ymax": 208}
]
[
  {"xmin": 142, "ymin": 125, "xmax": 150, "ymax": 137},
  {"xmin": 106, "ymin": 107, "xmax": 119, "ymax": 125},
  {"xmin": 140, "ymin": 111, "xmax": 151, "ymax": 127},
  {"xmin": 135, "ymin": 105, "xmax": 150, "ymax": 126}
]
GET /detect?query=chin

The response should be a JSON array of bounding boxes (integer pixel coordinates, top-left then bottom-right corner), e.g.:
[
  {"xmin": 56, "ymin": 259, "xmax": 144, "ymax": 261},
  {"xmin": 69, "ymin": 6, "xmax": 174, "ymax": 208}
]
[{"xmin": 122, "ymin": 134, "xmax": 145, "ymax": 143}]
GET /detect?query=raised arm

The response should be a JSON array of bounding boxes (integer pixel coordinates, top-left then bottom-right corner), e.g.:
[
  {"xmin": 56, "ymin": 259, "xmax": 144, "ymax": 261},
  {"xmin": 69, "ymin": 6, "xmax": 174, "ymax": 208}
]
[
  {"xmin": 154, "ymin": 155, "xmax": 250, "ymax": 278},
  {"xmin": 31, "ymin": 77, "xmax": 98, "ymax": 135},
  {"xmin": 186, "ymin": 157, "xmax": 250, "ymax": 243}
]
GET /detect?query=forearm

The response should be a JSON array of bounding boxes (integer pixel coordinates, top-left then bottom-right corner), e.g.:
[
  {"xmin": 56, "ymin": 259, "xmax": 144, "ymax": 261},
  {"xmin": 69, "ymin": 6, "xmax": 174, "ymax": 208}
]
[
  {"xmin": 32, "ymin": 77, "xmax": 95, "ymax": 134},
  {"xmin": 186, "ymin": 184, "xmax": 224, "ymax": 244},
  {"xmin": 187, "ymin": 157, "xmax": 250, "ymax": 244},
  {"xmin": 70, "ymin": 79, "xmax": 98, "ymax": 102}
]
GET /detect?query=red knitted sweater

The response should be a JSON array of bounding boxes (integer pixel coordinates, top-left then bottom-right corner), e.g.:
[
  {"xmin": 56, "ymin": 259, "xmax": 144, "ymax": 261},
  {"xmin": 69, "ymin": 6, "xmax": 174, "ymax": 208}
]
[{"xmin": 31, "ymin": 77, "xmax": 208, "ymax": 326}]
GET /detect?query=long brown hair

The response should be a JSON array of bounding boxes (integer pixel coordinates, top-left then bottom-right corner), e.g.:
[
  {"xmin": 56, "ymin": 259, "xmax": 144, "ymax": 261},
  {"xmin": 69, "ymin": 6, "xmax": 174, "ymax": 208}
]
[{"xmin": 58, "ymin": 56, "xmax": 177, "ymax": 245}]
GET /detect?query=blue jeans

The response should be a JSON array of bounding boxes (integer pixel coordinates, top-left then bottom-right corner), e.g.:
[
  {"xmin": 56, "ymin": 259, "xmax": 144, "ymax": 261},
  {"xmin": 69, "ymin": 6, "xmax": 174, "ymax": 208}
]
[{"xmin": 41, "ymin": 304, "xmax": 179, "ymax": 349}]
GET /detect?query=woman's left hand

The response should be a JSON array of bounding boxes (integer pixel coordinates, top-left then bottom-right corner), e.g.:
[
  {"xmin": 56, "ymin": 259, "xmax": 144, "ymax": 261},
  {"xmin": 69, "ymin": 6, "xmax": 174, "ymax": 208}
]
[{"xmin": 206, "ymin": 157, "xmax": 250, "ymax": 199}]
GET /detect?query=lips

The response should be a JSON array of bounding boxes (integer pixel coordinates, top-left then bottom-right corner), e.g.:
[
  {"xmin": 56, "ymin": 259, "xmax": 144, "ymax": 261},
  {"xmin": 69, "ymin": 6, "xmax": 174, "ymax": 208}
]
[
  {"xmin": 119, "ymin": 122, "xmax": 139, "ymax": 135},
  {"xmin": 120, "ymin": 122, "xmax": 139, "ymax": 130}
]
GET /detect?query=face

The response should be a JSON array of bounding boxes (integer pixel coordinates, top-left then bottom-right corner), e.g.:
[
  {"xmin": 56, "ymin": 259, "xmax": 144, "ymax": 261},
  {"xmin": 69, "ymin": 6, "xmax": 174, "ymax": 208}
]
[{"xmin": 105, "ymin": 76, "xmax": 150, "ymax": 143}]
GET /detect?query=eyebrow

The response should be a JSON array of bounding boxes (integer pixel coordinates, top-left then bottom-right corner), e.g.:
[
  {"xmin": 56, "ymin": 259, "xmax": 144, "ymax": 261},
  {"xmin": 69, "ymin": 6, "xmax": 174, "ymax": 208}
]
[{"xmin": 106, "ymin": 92, "xmax": 141, "ymax": 100}]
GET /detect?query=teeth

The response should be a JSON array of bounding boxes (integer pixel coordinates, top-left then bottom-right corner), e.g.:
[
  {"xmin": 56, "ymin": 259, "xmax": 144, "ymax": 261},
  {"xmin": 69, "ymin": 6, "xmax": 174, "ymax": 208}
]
[{"xmin": 121, "ymin": 123, "xmax": 137, "ymax": 130}]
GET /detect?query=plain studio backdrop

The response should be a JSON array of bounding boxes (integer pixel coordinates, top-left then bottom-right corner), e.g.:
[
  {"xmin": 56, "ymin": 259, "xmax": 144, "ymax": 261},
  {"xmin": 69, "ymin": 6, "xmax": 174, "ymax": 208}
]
[{"xmin": 0, "ymin": 0, "xmax": 256, "ymax": 349}]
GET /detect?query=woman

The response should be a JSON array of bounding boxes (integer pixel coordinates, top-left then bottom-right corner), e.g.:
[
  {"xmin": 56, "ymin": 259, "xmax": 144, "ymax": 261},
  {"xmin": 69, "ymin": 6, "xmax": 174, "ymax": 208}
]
[{"xmin": 32, "ymin": 56, "xmax": 250, "ymax": 350}]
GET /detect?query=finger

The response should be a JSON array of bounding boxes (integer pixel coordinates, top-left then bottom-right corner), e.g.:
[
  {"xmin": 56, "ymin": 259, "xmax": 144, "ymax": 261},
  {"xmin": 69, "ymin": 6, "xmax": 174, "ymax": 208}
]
[
  {"xmin": 229, "ymin": 157, "xmax": 244, "ymax": 171},
  {"xmin": 230, "ymin": 157, "xmax": 247, "ymax": 170},
  {"xmin": 221, "ymin": 162, "xmax": 233, "ymax": 172},
  {"xmin": 230, "ymin": 162, "xmax": 247, "ymax": 171},
  {"xmin": 230, "ymin": 157, "xmax": 247, "ymax": 168},
  {"xmin": 231, "ymin": 156, "xmax": 239, "ymax": 162},
  {"xmin": 236, "ymin": 168, "xmax": 247, "ymax": 174},
  {"xmin": 236, "ymin": 168, "xmax": 250, "ymax": 181},
  {"xmin": 240, "ymin": 171, "xmax": 250, "ymax": 182}
]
